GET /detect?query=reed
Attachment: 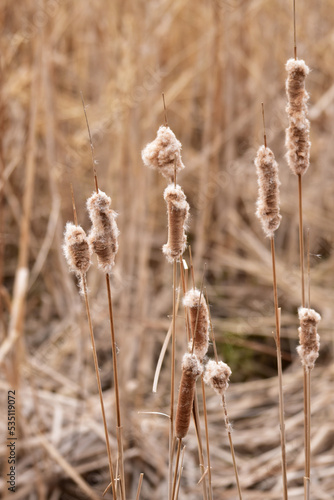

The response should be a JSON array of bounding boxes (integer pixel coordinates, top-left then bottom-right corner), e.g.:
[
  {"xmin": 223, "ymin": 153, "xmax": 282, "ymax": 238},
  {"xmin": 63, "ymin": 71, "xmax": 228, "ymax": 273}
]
[
  {"xmin": 63, "ymin": 216, "xmax": 117, "ymax": 499},
  {"xmin": 254, "ymin": 109, "xmax": 288, "ymax": 499},
  {"xmin": 142, "ymin": 112, "xmax": 189, "ymax": 500}
]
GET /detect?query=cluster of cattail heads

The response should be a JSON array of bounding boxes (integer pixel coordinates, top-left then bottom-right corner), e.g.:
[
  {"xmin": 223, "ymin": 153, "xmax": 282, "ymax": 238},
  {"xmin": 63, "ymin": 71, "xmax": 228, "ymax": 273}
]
[
  {"xmin": 183, "ymin": 288, "xmax": 209, "ymax": 361},
  {"xmin": 175, "ymin": 353, "xmax": 203, "ymax": 440},
  {"xmin": 87, "ymin": 190, "xmax": 120, "ymax": 274},
  {"xmin": 255, "ymin": 145, "xmax": 282, "ymax": 238},
  {"xmin": 297, "ymin": 307, "xmax": 321, "ymax": 371},
  {"xmin": 162, "ymin": 184, "xmax": 189, "ymax": 263},
  {"xmin": 204, "ymin": 360, "xmax": 232, "ymax": 397},
  {"xmin": 141, "ymin": 126, "xmax": 185, "ymax": 181},
  {"xmin": 285, "ymin": 59, "xmax": 311, "ymax": 176}
]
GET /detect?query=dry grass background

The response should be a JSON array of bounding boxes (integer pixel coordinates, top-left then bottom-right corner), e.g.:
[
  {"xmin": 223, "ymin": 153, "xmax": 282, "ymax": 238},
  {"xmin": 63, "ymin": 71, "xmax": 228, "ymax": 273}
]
[{"xmin": 1, "ymin": 0, "xmax": 334, "ymax": 499}]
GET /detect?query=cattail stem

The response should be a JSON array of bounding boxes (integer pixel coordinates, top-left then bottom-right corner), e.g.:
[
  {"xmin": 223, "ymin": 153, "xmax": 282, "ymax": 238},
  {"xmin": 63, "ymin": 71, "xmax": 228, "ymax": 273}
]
[
  {"xmin": 201, "ymin": 376, "xmax": 213, "ymax": 500},
  {"xmin": 106, "ymin": 273, "xmax": 126, "ymax": 500},
  {"xmin": 81, "ymin": 274, "xmax": 116, "ymax": 499},
  {"xmin": 298, "ymin": 173, "xmax": 310, "ymax": 500},
  {"xmin": 175, "ymin": 445, "xmax": 186, "ymax": 500},
  {"xmin": 135, "ymin": 473, "xmax": 144, "ymax": 500},
  {"xmin": 222, "ymin": 394, "xmax": 242, "ymax": 500},
  {"xmin": 171, "ymin": 438, "xmax": 182, "ymax": 500},
  {"xmin": 298, "ymin": 174, "xmax": 305, "ymax": 308},
  {"xmin": 270, "ymin": 237, "xmax": 288, "ymax": 499},
  {"xmin": 180, "ymin": 260, "xmax": 208, "ymax": 500},
  {"xmin": 169, "ymin": 259, "xmax": 177, "ymax": 500}
]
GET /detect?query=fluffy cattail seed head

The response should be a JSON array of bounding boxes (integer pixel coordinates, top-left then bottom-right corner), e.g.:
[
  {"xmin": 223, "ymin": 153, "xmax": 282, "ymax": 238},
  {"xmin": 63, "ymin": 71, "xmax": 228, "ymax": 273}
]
[
  {"xmin": 175, "ymin": 353, "xmax": 203, "ymax": 439},
  {"xmin": 87, "ymin": 190, "xmax": 119, "ymax": 274},
  {"xmin": 255, "ymin": 145, "xmax": 282, "ymax": 238},
  {"xmin": 297, "ymin": 307, "xmax": 321, "ymax": 371},
  {"xmin": 204, "ymin": 359, "xmax": 232, "ymax": 396},
  {"xmin": 183, "ymin": 288, "xmax": 209, "ymax": 361},
  {"xmin": 63, "ymin": 222, "xmax": 92, "ymax": 275},
  {"xmin": 141, "ymin": 126, "xmax": 185, "ymax": 181},
  {"xmin": 285, "ymin": 121, "xmax": 311, "ymax": 176},
  {"xmin": 162, "ymin": 184, "xmax": 189, "ymax": 263},
  {"xmin": 285, "ymin": 58, "xmax": 311, "ymax": 176}
]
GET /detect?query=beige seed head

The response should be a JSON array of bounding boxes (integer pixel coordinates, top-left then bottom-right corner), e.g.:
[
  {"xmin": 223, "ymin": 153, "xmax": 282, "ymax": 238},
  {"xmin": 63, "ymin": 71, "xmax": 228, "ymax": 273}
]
[
  {"xmin": 285, "ymin": 58, "xmax": 311, "ymax": 176},
  {"xmin": 183, "ymin": 288, "xmax": 209, "ymax": 361},
  {"xmin": 255, "ymin": 145, "xmax": 282, "ymax": 238},
  {"xmin": 175, "ymin": 353, "xmax": 203, "ymax": 439},
  {"xmin": 63, "ymin": 222, "xmax": 92, "ymax": 275},
  {"xmin": 204, "ymin": 359, "xmax": 232, "ymax": 396},
  {"xmin": 297, "ymin": 307, "xmax": 321, "ymax": 371},
  {"xmin": 141, "ymin": 126, "xmax": 185, "ymax": 181},
  {"xmin": 162, "ymin": 184, "xmax": 189, "ymax": 263},
  {"xmin": 87, "ymin": 190, "xmax": 119, "ymax": 274}
]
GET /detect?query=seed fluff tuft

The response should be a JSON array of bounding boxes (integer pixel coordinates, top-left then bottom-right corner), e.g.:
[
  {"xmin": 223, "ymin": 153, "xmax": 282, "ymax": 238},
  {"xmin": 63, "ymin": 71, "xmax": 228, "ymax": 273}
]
[{"xmin": 141, "ymin": 126, "xmax": 185, "ymax": 180}]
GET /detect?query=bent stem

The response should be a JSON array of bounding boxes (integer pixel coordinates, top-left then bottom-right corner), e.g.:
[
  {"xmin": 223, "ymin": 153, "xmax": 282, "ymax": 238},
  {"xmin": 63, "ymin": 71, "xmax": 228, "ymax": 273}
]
[
  {"xmin": 270, "ymin": 237, "xmax": 288, "ymax": 500},
  {"xmin": 222, "ymin": 394, "xmax": 242, "ymax": 500},
  {"xmin": 106, "ymin": 273, "xmax": 126, "ymax": 500},
  {"xmin": 81, "ymin": 274, "xmax": 116, "ymax": 499}
]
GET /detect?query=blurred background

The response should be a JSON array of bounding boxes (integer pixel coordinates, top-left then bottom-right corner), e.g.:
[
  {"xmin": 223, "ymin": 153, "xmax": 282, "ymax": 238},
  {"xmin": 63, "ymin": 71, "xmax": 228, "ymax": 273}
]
[{"xmin": 1, "ymin": 0, "xmax": 333, "ymax": 499}]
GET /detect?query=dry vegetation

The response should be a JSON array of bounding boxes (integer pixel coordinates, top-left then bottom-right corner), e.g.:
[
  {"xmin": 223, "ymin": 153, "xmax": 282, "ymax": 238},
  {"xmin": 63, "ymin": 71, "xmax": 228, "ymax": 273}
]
[{"xmin": 1, "ymin": 1, "xmax": 334, "ymax": 499}]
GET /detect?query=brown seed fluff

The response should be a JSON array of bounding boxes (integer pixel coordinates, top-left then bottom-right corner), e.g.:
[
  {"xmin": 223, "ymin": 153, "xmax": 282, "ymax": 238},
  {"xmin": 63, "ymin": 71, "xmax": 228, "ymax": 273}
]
[
  {"xmin": 86, "ymin": 190, "xmax": 119, "ymax": 274},
  {"xmin": 285, "ymin": 58, "xmax": 311, "ymax": 176},
  {"xmin": 175, "ymin": 353, "xmax": 203, "ymax": 439},
  {"xmin": 204, "ymin": 359, "xmax": 232, "ymax": 396},
  {"xmin": 297, "ymin": 307, "xmax": 321, "ymax": 371},
  {"xmin": 141, "ymin": 126, "xmax": 185, "ymax": 181},
  {"xmin": 63, "ymin": 222, "xmax": 92, "ymax": 275},
  {"xmin": 162, "ymin": 184, "xmax": 189, "ymax": 263},
  {"xmin": 183, "ymin": 288, "xmax": 209, "ymax": 361},
  {"xmin": 255, "ymin": 145, "xmax": 282, "ymax": 238}
]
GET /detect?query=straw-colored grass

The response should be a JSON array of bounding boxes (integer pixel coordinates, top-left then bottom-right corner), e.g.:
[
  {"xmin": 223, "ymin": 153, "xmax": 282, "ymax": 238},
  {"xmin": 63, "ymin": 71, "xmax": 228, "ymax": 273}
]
[{"xmin": 1, "ymin": 1, "xmax": 334, "ymax": 499}]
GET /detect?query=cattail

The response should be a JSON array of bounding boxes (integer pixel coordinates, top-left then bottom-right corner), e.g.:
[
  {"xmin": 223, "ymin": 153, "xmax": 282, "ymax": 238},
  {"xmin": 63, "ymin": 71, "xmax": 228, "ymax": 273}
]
[
  {"xmin": 141, "ymin": 126, "xmax": 185, "ymax": 181},
  {"xmin": 63, "ymin": 222, "xmax": 92, "ymax": 275},
  {"xmin": 183, "ymin": 288, "xmax": 209, "ymax": 361},
  {"xmin": 87, "ymin": 190, "xmax": 119, "ymax": 274},
  {"xmin": 285, "ymin": 58, "xmax": 311, "ymax": 176},
  {"xmin": 162, "ymin": 184, "xmax": 189, "ymax": 263},
  {"xmin": 204, "ymin": 359, "xmax": 232, "ymax": 396},
  {"xmin": 175, "ymin": 353, "xmax": 203, "ymax": 439},
  {"xmin": 255, "ymin": 146, "xmax": 282, "ymax": 238},
  {"xmin": 297, "ymin": 307, "xmax": 321, "ymax": 371}
]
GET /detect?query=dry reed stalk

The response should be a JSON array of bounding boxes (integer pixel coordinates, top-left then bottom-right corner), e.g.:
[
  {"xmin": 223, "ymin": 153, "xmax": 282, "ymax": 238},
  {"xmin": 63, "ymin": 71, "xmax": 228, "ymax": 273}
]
[
  {"xmin": 63, "ymin": 221, "xmax": 117, "ymax": 499},
  {"xmin": 180, "ymin": 264, "xmax": 208, "ymax": 500},
  {"xmin": 183, "ymin": 283, "xmax": 212, "ymax": 499},
  {"xmin": 142, "ymin": 116, "xmax": 189, "ymax": 500},
  {"xmin": 297, "ymin": 304, "xmax": 321, "ymax": 498},
  {"xmin": 204, "ymin": 360, "xmax": 243, "ymax": 500},
  {"xmin": 285, "ymin": 13, "xmax": 314, "ymax": 494},
  {"xmin": 180, "ymin": 261, "xmax": 209, "ymax": 500},
  {"xmin": 135, "ymin": 473, "xmax": 144, "ymax": 500},
  {"xmin": 255, "ymin": 108, "xmax": 288, "ymax": 499},
  {"xmin": 172, "ymin": 353, "xmax": 203, "ymax": 499},
  {"xmin": 82, "ymin": 94, "xmax": 126, "ymax": 500}
]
